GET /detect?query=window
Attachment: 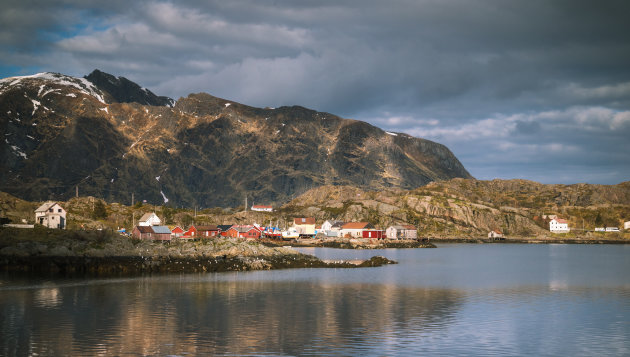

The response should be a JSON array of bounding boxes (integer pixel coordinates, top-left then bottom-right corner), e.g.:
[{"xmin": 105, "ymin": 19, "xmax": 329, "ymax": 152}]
[{"xmin": 58, "ymin": 209, "xmax": 62, "ymax": 212}]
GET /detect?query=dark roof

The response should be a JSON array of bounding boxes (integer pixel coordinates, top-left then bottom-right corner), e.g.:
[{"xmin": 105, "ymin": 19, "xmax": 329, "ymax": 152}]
[
  {"xmin": 217, "ymin": 224, "xmax": 233, "ymax": 231},
  {"xmin": 135, "ymin": 226, "xmax": 154, "ymax": 233},
  {"xmin": 196, "ymin": 225, "xmax": 219, "ymax": 231}
]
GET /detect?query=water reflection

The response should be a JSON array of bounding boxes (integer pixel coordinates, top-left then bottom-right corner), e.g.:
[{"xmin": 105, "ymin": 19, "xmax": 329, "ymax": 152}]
[
  {"xmin": 0, "ymin": 279, "xmax": 464, "ymax": 356},
  {"xmin": 2, "ymin": 244, "xmax": 630, "ymax": 356}
]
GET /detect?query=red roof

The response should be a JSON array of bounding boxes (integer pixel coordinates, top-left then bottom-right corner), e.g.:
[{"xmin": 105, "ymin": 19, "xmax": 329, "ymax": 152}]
[
  {"xmin": 294, "ymin": 217, "xmax": 315, "ymax": 225},
  {"xmin": 171, "ymin": 226, "xmax": 184, "ymax": 233},
  {"xmin": 555, "ymin": 219, "xmax": 568, "ymax": 224}
]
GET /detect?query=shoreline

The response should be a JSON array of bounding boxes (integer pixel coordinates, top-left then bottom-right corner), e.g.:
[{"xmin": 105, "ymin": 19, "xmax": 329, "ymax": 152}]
[
  {"xmin": 429, "ymin": 237, "xmax": 630, "ymax": 244},
  {"xmin": 0, "ymin": 254, "xmax": 397, "ymax": 277},
  {"xmin": 261, "ymin": 238, "xmax": 437, "ymax": 249}
]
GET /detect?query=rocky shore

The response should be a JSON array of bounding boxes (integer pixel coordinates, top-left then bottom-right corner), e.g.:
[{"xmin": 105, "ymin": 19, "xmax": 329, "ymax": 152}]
[
  {"xmin": 262, "ymin": 238, "xmax": 436, "ymax": 249},
  {"xmin": 0, "ymin": 228, "xmax": 396, "ymax": 276}
]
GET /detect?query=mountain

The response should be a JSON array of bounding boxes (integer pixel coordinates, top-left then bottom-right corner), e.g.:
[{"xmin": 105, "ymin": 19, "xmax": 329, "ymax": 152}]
[
  {"xmin": 0, "ymin": 70, "xmax": 472, "ymax": 207},
  {"xmin": 84, "ymin": 70, "xmax": 175, "ymax": 107}
]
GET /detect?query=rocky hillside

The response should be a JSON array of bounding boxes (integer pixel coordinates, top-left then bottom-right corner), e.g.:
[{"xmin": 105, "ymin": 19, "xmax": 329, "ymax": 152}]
[
  {"xmin": 0, "ymin": 70, "xmax": 471, "ymax": 207},
  {"xmin": 1, "ymin": 178, "xmax": 628, "ymax": 238},
  {"xmin": 279, "ymin": 179, "xmax": 630, "ymax": 237}
]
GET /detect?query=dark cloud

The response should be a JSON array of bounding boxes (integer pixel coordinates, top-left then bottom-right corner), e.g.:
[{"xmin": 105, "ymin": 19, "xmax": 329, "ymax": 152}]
[{"xmin": 1, "ymin": 0, "xmax": 629, "ymax": 183}]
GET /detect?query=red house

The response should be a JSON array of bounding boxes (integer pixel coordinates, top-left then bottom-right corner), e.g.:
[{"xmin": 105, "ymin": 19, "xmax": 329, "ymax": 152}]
[
  {"xmin": 225, "ymin": 225, "xmax": 262, "ymax": 239},
  {"xmin": 218, "ymin": 225, "xmax": 233, "ymax": 237},
  {"xmin": 182, "ymin": 225, "xmax": 198, "ymax": 240},
  {"xmin": 362, "ymin": 230, "xmax": 385, "ymax": 239},
  {"xmin": 171, "ymin": 226, "xmax": 184, "ymax": 238},
  {"xmin": 197, "ymin": 225, "xmax": 220, "ymax": 237}
]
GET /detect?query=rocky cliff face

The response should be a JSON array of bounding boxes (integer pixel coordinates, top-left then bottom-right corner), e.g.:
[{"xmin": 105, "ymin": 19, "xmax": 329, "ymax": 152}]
[
  {"xmin": 0, "ymin": 70, "xmax": 472, "ymax": 207},
  {"xmin": 281, "ymin": 179, "xmax": 630, "ymax": 237}
]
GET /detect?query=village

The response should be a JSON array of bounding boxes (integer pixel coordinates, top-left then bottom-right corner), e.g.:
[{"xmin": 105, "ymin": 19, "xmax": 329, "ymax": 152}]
[{"xmin": 12, "ymin": 201, "xmax": 630, "ymax": 243}]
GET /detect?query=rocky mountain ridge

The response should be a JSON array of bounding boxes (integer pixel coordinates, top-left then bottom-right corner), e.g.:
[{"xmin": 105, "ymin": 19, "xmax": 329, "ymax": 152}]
[{"xmin": 0, "ymin": 70, "xmax": 471, "ymax": 207}]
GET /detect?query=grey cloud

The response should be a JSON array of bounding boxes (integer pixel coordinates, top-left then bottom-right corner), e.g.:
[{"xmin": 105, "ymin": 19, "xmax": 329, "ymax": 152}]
[{"xmin": 1, "ymin": 0, "xmax": 630, "ymax": 183}]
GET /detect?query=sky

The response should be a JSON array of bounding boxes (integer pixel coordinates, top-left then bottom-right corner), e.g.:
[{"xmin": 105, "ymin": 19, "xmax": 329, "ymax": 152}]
[{"xmin": 1, "ymin": 0, "xmax": 629, "ymax": 185}]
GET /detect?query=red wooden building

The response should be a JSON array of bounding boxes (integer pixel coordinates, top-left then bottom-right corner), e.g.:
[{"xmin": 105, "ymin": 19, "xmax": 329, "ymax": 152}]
[
  {"xmin": 225, "ymin": 225, "xmax": 262, "ymax": 239},
  {"xmin": 197, "ymin": 225, "xmax": 220, "ymax": 237},
  {"xmin": 362, "ymin": 230, "xmax": 385, "ymax": 239}
]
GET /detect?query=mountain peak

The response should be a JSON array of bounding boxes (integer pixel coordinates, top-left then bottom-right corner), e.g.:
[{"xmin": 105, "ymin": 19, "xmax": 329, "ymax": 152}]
[{"xmin": 84, "ymin": 69, "xmax": 174, "ymax": 107}]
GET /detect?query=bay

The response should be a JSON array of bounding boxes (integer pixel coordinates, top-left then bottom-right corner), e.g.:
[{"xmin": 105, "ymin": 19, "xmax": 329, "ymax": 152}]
[{"xmin": 1, "ymin": 244, "xmax": 629, "ymax": 356}]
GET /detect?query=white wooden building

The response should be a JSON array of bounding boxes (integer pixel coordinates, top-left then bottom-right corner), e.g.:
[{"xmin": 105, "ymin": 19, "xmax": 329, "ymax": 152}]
[
  {"xmin": 386, "ymin": 225, "xmax": 418, "ymax": 239},
  {"xmin": 35, "ymin": 202, "xmax": 66, "ymax": 229},
  {"xmin": 549, "ymin": 218, "xmax": 570, "ymax": 233},
  {"xmin": 138, "ymin": 212, "xmax": 161, "ymax": 226}
]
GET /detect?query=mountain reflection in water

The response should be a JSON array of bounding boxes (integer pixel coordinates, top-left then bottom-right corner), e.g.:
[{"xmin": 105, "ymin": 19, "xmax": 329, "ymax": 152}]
[
  {"xmin": 0, "ymin": 278, "xmax": 463, "ymax": 356},
  {"xmin": 2, "ymin": 244, "xmax": 630, "ymax": 356}
]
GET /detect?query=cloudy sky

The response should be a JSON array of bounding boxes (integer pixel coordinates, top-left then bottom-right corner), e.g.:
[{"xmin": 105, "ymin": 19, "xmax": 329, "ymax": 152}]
[{"xmin": 2, "ymin": 0, "xmax": 629, "ymax": 184}]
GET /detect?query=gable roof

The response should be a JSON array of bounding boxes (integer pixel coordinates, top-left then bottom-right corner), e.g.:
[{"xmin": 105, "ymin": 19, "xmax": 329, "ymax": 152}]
[
  {"xmin": 331, "ymin": 221, "xmax": 345, "ymax": 228},
  {"xmin": 294, "ymin": 217, "xmax": 315, "ymax": 225},
  {"xmin": 171, "ymin": 226, "xmax": 184, "ymax": 233},
  {"xmin": 35, "ymin": 202, "xmax": 61, "ymax": 212},
  {"xmin": 196, "ymin": 225, "xmax": 219, "ymax": 231},
  {"xmin": 152, "ymin": 226, "xmax": 172, "ymax": 234},
  {"xmin": 139, "ymin": 212, "xmax": 158, "ymax": 222},
  {"xmin": 342, "ymin": 222, "xmax": 372, "ymax": 229},
  {"xmin": 217, "ymin": 224, "xmax": 233, "ymax": 231},
  {"xmin": 135, "ymin": 226, "xmax": 154, "ymax": 233},
  {"xmin": 228, "ymin": 225, "xmax": 261, "ymax": 233},
  {"xmin": 554, "ymin": 218, "xmax": 568, "ymax": 224}
]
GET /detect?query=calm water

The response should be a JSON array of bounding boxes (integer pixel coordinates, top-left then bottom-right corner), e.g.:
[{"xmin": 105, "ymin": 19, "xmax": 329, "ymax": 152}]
[{"xmin": 1, "ymin": 244, "xmax": 629, "ymax": 356}]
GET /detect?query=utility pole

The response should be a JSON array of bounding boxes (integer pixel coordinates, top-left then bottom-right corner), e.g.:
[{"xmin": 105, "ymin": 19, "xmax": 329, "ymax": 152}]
[
  {"xmin": 75, "ymin": 185, "xmax": 78, "ymax": 198},
  {"xmin": 131, "ymin": 192, "xmax": 134, "ymax": 206},
  {"xmin": 245, "ymin": 196, "xmax": 248, "ymax": 211}
]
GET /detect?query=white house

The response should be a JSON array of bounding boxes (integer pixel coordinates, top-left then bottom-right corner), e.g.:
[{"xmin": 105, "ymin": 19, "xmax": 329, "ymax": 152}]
[
  {"xmin": 624, "ymin": 221, "xmax": 630, "ymax": 230},
  {"xmin": 488, "ymin": 230, "xmax": 504, "ymax": 239},
  {"xmin": 35, "ymin": 202, "xmax": 66, "ymax": 229},
  {"xmin": 251, "ymin": 205, "xmax": 273, "ymax": 212},
  {"xmin": 386, "ymin": 225, "xmax": 418, "ymax": 239},
  {"xmin": 292, "ymin": 217, "xmax": 316, "ymax": 236},
  {"xmin": 549, "ymin": 218, "xmax": 570, "ymax": 233},
  {"xmin": 321, "ymin": 220, "xmax": 343, "ymax": 232},
  {"xmin": 340, "ymin": 222, "xmax": 374, "ymax": 238},
  {"xmin": 138, "ymin": 212, "xmax": 161, "ymax": 226}
]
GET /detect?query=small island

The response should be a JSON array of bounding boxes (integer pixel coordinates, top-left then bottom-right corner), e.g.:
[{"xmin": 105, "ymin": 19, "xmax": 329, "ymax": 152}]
[{"xmin": 0, "ymin": 227, "xmax": 396, "ymax": 276}]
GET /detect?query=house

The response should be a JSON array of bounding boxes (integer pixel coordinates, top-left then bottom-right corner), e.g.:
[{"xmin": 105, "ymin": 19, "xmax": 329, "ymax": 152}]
[
  {"xmin": 35, "ymin": 202, "xmax": 66, "ymax": 229},
  {"xmin": 182, "ymin": 225, "xmax": 198, "ymax": 240},
  {"xmin": 321, "ymin": 220, "xmax": 343, "ymax": 232},
  {"xmin": 170, "ymin": 226, "xmax": 184, "ymax": 238},
  {"xmin": 488, "ymin": 230, "xmax": 504, "ymax": 239},
  {"xmin": 251, "ymin": 205, "xmax": 273, "ymax": 212},
  {"xmin": 196, "ymin": 225, "xmax": 220, "ymax": 237},
  {"xmin": 138, "ymin": 212, "xmax": 161, "ymax": 226},
  {"xmin": 340, "ymin": 222, "xmax": 374, "ymax": 238},
  {"xmin": 225, "ymin": 225, "xmax": 262, "ymax": 239},
  {"xmin": 549, "ymin": 218, "xmax": 570, "ymax": 233},
  {"xmin": 293, "ymin": 217, "xmax": 316, "ymax": 236},
  {"xmin": 362, "ymin": 230, "xmax": 385, "ymax": 239},
  {"xmin": 132, "ymin": 225, "xmax": 171, "ymax": 241},
  {"xmin": 624, "ymin": 221, "xmax": 630, "ymax": 230},
  {"xmin": 386, "ymin": 225, "xmax": 417, "ymax": 239},
  {"xmin": 218, "ymin": 224, "xmax": 233, "ymax": 237}
]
